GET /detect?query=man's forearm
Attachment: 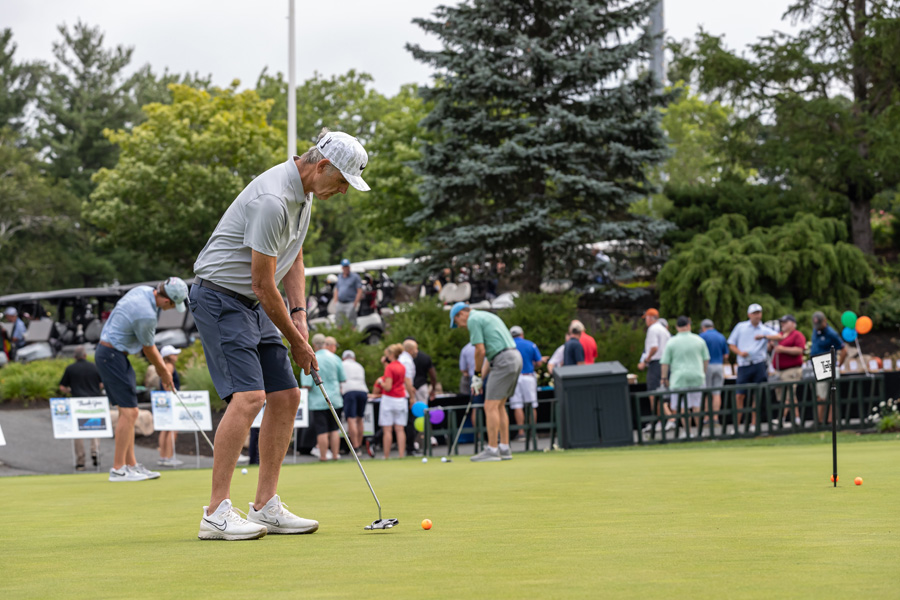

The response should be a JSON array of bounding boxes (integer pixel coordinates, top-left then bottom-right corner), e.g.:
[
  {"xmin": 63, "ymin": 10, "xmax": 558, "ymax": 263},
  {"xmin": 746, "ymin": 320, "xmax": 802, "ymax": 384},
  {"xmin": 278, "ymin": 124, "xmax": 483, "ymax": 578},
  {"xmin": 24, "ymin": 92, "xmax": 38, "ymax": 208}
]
[
  {"xmin": 255, "ymin": 279, "xmax": 303, "ymax": 348},
  {"xmin": 474, "ymin": 345, "xmax": 486, "ymax": 373},
  {"xmin": 282, "ymin": 249, "xmax": 307, "ymax": 312},
  {"xmin": 355, "ymin": 287, "xmax": 363, "ymax": 305}
]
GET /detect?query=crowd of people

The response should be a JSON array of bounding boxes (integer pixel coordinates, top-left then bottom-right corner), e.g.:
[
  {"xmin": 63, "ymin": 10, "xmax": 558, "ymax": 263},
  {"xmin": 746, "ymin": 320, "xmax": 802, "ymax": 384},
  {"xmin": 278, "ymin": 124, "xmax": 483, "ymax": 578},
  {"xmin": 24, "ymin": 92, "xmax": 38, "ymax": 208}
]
[{"xmin": 638, "ymin": 304, "xmax": 848, "ymax": 437}]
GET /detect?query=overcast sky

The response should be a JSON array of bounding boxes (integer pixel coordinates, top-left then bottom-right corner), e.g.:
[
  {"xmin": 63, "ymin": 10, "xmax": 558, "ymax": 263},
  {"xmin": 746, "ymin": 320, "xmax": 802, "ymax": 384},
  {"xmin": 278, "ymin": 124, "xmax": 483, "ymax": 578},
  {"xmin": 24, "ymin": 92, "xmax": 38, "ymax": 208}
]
[{"xmin": 5, "ymin": 0, "xmax": 798, "ymax": 95}]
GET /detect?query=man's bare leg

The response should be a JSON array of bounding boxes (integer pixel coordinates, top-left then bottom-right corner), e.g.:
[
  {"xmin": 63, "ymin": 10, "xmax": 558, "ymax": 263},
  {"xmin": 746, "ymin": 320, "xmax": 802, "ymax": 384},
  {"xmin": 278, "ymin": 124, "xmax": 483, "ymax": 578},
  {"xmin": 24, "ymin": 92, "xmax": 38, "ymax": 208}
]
[
  {"xmin": 316, "ymin": 433, "xmax": 329, "ymax": 462},
  {"xmin": 329, "ymin": 430, "xmax": 340, "ymax": 459},
  {"xmin": 254, "ymin": 387, "xmax": 301, "ymax": 509},
  {"xmin": 513, "ymin": 408, "xmax": 525, "ymax": 439},
  {"xmin": 113, "ymin": 407, "xmax": 138, "ymax": 469},
  {"xmin": 735, "ymin": 393, "xmax": 745, "ymax": 426},
  {"xmin": 484, "ymin": 399, "xmax": 507, "ymax": 447},
  {"xmin": 208, "ymin": 390, "xmax": 265, "ymax": 511}
]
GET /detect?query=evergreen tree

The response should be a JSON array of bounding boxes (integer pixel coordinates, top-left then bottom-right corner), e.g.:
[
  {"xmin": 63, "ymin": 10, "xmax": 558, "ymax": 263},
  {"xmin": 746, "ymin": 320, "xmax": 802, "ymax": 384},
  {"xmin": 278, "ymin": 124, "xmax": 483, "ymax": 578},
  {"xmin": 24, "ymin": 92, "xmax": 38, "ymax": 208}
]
[
  {"xmin": 407, "ymin": 0, "xmax": 668, "ymax": 291},
  {"xmin": 0, "ymin": 29, "xmax": 40, "ymax": 135}
]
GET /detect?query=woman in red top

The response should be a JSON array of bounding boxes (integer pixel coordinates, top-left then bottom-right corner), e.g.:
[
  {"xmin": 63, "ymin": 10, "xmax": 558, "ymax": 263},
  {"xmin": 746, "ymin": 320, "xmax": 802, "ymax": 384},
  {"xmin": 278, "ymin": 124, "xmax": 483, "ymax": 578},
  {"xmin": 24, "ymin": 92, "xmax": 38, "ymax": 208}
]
[{"xmin": 380, "ymin": 344, "xmax": 409, "ymax": 459}]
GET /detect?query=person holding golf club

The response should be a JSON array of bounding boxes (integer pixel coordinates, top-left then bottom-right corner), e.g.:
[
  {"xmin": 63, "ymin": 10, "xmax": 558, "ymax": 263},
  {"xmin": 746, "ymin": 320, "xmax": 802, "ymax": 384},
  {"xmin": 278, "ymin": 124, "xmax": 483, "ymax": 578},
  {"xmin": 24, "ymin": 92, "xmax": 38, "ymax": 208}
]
[
  {"xmin": 95, "ymin": 278, "xmax": 188, "ymax": 482},
  {"xmin": 450, "ymin": 302, "xmax": 522, "ymax": 462},
  {"xmin": 191, "ymin": 129, "xmax": 369, "ymax": 541}
]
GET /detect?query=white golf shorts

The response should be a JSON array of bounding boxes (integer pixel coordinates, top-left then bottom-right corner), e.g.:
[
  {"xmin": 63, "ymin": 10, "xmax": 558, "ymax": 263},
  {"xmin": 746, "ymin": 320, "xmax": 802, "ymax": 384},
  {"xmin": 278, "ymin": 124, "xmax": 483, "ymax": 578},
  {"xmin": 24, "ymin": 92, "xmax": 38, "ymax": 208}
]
[
  {"xmin": 669, "ymin": 391, "xmax": 702, "ymax": 410},
  {"xmin": 509, "ymin": 373, "xmax": 538, "ymax": 409},
  {"xmin": 378, "ymin": 395, "xmax": 408, "ymax": 427}
]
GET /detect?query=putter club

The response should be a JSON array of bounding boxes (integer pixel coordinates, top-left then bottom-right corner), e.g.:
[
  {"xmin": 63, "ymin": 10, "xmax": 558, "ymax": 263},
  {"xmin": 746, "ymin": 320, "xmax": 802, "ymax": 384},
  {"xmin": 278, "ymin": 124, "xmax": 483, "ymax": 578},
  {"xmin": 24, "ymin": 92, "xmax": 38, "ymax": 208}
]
[
  {"xmin": 446, "ymin": 396, "xmax": 476, "ymax": 461},
  {"xmin": 310, "ymin": 368, "xmax": 398, "ymax": 531},
  {"xmin": 170, "ymin": 388, "xmax": 215, "ymax": 453}
]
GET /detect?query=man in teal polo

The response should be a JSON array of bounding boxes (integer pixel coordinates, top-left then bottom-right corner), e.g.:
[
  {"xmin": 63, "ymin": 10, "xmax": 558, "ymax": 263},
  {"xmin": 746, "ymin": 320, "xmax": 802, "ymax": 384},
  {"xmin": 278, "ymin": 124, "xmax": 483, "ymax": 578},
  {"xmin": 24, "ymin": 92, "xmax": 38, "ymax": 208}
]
[
  {"xmin": 450, "ymin": 302, "xmax": 522, "ymax": 462},
  {"xmin": 660, "ymin": 316, "xmax": 710, "ymax": 437}
]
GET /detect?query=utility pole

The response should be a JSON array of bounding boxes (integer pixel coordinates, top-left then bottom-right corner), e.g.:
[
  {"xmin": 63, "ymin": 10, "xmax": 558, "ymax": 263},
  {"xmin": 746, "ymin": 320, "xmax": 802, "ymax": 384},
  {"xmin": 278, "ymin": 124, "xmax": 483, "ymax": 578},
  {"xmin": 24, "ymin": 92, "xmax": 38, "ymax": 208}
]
[{"xmin": 287, "ymin": 0, "xmax": 297, "ymax": 159}]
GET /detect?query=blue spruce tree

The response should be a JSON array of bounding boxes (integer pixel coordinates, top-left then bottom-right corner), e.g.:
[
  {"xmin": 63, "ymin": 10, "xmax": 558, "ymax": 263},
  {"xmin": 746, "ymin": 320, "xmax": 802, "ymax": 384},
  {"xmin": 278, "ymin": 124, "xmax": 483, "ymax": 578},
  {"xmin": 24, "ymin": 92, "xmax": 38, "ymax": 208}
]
[{"xmin": 407, "ymin": 0, "xmax": 669, "ymax": 291}]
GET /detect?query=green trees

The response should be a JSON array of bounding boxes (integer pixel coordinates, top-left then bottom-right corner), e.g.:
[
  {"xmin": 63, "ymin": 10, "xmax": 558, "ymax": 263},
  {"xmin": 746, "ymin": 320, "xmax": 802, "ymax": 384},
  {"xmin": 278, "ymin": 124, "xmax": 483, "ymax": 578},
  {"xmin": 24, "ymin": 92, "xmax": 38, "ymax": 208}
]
[
  {"xmin": 675, "ymin": 1, "xmax": 900, "ymax": 254},
  {"xmin": 658, "ymin": 214, "xmax": 872, "ymax": 328},
  {"xmin": 406, "ymin": 0, "xmax": 668, "ymax": 291},
  {"xmin": 87, "ymin": 84, "xmax": 283, "ymax": 270}
]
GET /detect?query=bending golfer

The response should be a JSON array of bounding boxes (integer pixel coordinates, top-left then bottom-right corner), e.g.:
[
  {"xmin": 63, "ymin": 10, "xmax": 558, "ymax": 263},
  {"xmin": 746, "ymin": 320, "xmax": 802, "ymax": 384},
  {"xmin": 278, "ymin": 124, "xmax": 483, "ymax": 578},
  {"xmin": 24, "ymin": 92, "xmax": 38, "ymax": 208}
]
[
  {"xmin": 96, "ymin": 278, "xmax": 188, "ymax": 482},
  {"xmin": 192, "ymin": 130, "xmax": 370, "ymax": 541},
  {"xmin": 450, "ymin": 302, "xmax": 522, "ymax": 462}
]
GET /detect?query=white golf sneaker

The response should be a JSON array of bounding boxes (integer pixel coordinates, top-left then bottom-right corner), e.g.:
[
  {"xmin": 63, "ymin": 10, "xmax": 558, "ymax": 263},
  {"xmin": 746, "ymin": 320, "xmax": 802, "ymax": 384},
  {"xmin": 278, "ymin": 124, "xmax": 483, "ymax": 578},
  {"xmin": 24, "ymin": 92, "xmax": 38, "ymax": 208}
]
[
  {"xmin": 499, "ymin": 446, "xmax": 513, "ymax": 460},
  {"xmin": 247, "ymin": 495, "xmax": 318, "ymax": 534},
  {"xmin": 664, "ymin": 420, "xmax": 677, "ymax": 431},
  {"xmin": 108, "ymin": 465, "xmax": 149, "ymax": 482},
  {"xmin": 470, "ymin": 447, "xmax": 501, "ymax": 462},
  {"xmin": 198, "ymin": 499, "xmax": 267, "ymax": 541},
  {"xmin": 131, "ymin": 463, "xmax": 161, "ymax": 480}
]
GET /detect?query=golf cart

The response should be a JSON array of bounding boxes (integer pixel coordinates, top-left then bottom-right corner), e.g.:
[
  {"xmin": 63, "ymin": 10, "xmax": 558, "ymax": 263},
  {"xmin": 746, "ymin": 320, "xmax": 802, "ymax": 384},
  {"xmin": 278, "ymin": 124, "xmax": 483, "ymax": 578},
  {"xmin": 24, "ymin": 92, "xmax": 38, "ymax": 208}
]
[{"xmin": 305, "ymin": 258, "xmax": 409, "ymax": 344}]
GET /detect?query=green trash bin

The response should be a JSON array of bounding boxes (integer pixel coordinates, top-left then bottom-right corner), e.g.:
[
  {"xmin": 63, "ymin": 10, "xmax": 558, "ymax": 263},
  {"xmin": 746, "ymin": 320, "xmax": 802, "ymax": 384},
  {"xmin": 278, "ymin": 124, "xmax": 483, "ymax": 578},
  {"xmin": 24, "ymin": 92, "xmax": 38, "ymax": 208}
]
[{"xmin": 553, "ymin": 361, "xmax": 632, "ymax": 448}]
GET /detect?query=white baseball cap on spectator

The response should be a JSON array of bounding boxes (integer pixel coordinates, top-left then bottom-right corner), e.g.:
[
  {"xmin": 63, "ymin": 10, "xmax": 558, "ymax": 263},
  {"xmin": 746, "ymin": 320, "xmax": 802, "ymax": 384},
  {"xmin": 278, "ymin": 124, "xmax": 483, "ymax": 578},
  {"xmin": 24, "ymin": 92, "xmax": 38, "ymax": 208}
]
[
  {"xmin": 4, "ymin": 307, "xmax": 17, "ymax": 316},
  {"xmin": 747, "ymin": 303, "xmax": 763, "ymax": 314},
  {"xmin": 342, "ymin": 350, "xmax": 356, "ymax": 360},
  {"xmin": 316, "ymin": 132, "xmax": 370, "ymax": 192},
  {"xmin": 160, "ymin": 345, "xmax": 181, "ymax": 358}
]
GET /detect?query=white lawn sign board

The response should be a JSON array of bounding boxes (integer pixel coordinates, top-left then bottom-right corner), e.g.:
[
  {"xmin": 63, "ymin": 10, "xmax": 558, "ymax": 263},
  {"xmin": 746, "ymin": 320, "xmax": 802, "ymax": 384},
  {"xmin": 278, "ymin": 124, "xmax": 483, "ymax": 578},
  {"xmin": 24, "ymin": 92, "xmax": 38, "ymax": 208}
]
[
  {"xmin": 50, "ymin": 397, "xmax": 113, "ymax": 439},
  {"xmin": 363, "ymin": 403, "xmax": 375, "ymax": 437},
  {"xmin": 811, "ymin": 353, "xmax": 835, "ymax": 382},
  {"xmin": 0, "ymin": 421, "xmax": 6, "ymax": 446},
  {"xmin": 151, "ymin": 390, "xmax": 213, "ymax": 431},
  {"xmin": 252, "ymin": 388, "xmax": 309, "ymax": 429}
]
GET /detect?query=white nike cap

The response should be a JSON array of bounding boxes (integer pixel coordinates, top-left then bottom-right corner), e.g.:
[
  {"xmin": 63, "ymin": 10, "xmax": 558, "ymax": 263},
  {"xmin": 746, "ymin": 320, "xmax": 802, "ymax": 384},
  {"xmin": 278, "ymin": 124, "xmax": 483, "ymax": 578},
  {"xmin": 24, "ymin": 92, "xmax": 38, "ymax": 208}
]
[{"xmin": 316, "ymin": 132, "xmax": 370, "ymax": 192}]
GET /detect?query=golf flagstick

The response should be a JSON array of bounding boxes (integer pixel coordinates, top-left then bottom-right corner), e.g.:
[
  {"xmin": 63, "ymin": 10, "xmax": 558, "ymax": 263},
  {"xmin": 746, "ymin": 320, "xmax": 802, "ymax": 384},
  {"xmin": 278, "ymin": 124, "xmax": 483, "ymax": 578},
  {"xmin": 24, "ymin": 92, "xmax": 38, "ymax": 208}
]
[
  {"xmin": 170, "ymin": 388, "xmax": 215, "ymax": 453},
  {"xmin": 310, "ymin": 367, "xmax": 397, "ymax": 530},
  {"xmin": 830, "ymin": 346, "xmax": 837, "ymax": 488}
]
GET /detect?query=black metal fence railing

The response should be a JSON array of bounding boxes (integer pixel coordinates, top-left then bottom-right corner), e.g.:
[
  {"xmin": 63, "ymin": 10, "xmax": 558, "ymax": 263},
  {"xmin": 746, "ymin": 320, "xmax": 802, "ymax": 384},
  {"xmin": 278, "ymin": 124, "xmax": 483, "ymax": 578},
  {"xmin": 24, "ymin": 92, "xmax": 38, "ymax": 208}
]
[{"xmin": 630, "ymin": 374, "xmax": 884, "ymax": 444}]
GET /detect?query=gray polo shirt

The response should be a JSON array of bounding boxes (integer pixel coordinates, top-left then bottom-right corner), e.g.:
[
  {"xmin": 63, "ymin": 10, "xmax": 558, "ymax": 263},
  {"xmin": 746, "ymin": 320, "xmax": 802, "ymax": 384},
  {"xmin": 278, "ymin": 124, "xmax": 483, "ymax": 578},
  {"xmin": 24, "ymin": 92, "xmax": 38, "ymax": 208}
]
[
  {"xmin": 194, "ymin": 157, "xmax": 313, "ymax": 299},
  {"xmin": 336, "ymin": 272, "xmax": 362, "ymax": 303}
]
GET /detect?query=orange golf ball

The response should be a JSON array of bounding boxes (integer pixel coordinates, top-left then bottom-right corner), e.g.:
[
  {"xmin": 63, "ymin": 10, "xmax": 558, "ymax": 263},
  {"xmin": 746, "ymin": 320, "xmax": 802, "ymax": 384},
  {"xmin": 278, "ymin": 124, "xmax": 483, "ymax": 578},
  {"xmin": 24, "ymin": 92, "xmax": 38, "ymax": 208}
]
[
  {"xmin": 421, "ymin": 519, "xmax": 432, "ymax": 530},
  {"xmin": 830, "ymin": 475, "xmax": 839, "ymax": 483},
  {"xmin": 855, "ymin": 477, "xmax": 863, "ymax": 486}
]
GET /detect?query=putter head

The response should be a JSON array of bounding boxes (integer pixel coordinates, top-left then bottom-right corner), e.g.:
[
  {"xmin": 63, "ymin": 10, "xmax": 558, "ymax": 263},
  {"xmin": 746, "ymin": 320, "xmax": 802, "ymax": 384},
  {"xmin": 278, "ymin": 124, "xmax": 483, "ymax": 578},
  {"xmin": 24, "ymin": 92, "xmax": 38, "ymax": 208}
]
[{"xmin": 365, "ymin": 518, "xmax": 399, "ymax": 530}]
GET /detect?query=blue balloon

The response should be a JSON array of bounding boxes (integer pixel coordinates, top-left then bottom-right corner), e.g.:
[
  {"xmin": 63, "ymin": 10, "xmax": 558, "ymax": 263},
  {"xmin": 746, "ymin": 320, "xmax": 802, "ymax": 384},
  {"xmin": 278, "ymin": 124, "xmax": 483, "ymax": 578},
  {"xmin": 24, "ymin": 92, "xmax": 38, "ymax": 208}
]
[
  {"xmin": 411, "ymin": 401, "xmax": 427, "ymax": 418},
  {"xmin": 842, "ymin": 327, "xmax": 858, "ymax": 343}
]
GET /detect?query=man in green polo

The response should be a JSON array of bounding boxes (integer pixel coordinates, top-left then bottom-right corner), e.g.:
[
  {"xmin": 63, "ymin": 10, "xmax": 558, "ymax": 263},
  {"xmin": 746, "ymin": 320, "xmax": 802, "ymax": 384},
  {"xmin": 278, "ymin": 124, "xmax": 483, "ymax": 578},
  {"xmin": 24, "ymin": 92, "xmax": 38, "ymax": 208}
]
[
  {"xmin": 450, "ymin": 302, "xmax": 523, "ymax": 461},
  {"xmin": 660, "ymin": 316, "xmax": 710, "ymax": 437}
]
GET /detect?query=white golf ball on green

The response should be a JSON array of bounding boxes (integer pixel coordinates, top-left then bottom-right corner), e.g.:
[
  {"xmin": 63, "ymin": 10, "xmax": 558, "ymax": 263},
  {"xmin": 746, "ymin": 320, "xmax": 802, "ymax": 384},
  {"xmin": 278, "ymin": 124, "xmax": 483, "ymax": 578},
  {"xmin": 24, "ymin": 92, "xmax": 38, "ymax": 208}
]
[
  {"xmin": 422, "ymin": 457, "xmax": 428, "ymax": 463},
  {"xmin": 241, "ymin": 468, "xmax": 248, "ymax": 474}
]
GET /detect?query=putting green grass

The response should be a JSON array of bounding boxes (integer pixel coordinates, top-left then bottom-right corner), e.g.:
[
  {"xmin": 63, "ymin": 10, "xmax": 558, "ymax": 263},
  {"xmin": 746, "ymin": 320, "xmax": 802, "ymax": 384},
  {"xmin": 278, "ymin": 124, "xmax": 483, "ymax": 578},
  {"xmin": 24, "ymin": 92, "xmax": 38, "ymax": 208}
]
[{"xmin": 2, "ymin": 436, "xmax": 899, "ymax": 599}]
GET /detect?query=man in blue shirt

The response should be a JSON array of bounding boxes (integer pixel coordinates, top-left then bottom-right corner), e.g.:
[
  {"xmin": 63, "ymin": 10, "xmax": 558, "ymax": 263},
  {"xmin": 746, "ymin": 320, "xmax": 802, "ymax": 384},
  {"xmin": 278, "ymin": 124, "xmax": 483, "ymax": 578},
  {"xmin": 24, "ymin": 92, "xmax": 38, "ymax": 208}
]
[
  {"xmin": 811, "ymin": 311, "xmax": 847, "ymax": 424},
  {"xmin": 727, "ymin": 303, "xmax": 776, "ymax": 434},
  {"xmin": 4, "ymin": 307, "xmax": 26, "ymax": 359},
  {"xmin": 509, "ymin": 325, "xmax": 543, "ymax": 441},
  {"xmin": 95, "ymin": 278, "xmax": 187, "ymax": 482},
  {"xmin": 699, "ymin": 318, "xmax": 729, "ymax": 426},
  {"xmin": 333, "ymin": 258, "xmax": 363, "ymax": 326}
]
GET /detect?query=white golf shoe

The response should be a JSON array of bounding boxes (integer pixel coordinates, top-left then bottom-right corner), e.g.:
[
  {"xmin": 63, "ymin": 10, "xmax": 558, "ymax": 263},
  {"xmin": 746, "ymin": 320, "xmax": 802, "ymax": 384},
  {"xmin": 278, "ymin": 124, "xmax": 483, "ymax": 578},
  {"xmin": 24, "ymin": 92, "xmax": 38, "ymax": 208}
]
[
  {"xmin": 247, "ymin": 495, "xmax": 319, "ymax": 534},
  {"xmin": 108, "ymin": 465, "xmax": 149, "ymax": 482},
  {"xmin": 131, "ymin": 463, "xmax": 161, "ymax": 480},
  {"xmin": 470, "ymin": 447, "xmax": 501, "ymax": 462},
  {"xmin": 198, "ymin": 499, "xmax": 267, "ymax": 541}
]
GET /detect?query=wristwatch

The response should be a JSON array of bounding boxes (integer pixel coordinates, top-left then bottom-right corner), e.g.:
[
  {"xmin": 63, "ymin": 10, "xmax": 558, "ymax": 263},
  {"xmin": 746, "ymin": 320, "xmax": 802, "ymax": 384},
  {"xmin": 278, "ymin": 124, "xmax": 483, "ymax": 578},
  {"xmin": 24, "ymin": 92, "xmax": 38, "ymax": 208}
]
[{"xmin": 290, "ymin": 307, "xmax": 307, "ymax": 316}]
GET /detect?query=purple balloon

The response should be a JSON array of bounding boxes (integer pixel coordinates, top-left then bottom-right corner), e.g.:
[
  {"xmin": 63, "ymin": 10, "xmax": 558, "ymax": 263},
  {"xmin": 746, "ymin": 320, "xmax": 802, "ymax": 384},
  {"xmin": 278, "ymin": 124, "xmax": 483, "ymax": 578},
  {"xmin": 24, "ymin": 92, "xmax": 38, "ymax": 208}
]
[{"xmin": 429, "ymin": 408, "xmax": 445, "ymax": 425}]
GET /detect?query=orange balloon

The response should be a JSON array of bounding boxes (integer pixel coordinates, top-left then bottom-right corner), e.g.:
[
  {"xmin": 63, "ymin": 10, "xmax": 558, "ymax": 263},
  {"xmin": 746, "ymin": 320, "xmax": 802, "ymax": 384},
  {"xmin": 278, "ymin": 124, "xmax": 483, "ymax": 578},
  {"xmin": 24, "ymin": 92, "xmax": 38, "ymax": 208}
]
[{"xmin": 856, "ymin": 316, "xmax": 873, "ymax": 335}]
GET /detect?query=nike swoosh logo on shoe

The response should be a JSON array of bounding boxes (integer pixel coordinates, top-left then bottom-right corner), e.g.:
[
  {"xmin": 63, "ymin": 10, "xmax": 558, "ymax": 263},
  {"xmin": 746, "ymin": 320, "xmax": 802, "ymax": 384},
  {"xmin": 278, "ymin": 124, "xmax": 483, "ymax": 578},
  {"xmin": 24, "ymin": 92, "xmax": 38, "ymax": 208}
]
[
  {"xmin": 203, "ymin": 518, "xmax": 227, "ymax": 531},
  {"xmin": 259, "ymin": 518, "xmax": 281, "ymax": 528}
]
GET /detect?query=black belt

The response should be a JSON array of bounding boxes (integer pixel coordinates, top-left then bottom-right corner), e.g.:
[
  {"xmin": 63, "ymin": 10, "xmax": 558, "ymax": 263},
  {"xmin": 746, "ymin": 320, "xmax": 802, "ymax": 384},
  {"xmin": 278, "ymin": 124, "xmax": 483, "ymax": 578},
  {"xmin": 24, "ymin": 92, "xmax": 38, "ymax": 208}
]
[{"xmin": 195, "ymin": 278, "xmax": 258, "ymax": 309}]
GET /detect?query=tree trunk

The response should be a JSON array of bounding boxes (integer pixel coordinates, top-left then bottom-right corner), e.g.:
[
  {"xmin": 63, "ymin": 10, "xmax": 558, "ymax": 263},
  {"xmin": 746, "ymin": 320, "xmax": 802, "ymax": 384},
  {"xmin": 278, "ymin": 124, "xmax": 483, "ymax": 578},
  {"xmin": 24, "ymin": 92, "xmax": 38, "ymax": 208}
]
[
  {"xmin": 849, "ymin": 185, "xmax": 874, "ymax": 255},
  {"xmin": 522, "ymin": 241, "xmax": 544, "ymax": 293}
]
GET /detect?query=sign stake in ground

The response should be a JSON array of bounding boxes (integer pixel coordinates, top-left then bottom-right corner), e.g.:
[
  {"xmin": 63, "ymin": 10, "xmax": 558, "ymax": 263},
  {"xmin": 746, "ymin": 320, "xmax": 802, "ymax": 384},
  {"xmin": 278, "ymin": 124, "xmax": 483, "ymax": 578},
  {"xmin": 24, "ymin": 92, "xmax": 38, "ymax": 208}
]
[{"xmin": 811, "ymin": 347, "xmax": 838, "ymax": 487}]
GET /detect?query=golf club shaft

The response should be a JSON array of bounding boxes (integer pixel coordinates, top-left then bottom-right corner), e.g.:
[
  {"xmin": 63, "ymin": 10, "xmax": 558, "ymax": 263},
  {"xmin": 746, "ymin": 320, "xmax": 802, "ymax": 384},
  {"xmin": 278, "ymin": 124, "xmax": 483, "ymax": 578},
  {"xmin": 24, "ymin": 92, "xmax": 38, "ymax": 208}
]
[
  {"xmin": 170, "ymin": 388, "xmax": 215, "ymax": 453},
  {"xmin": 448, "ymin": 397, "xmax": 474, "ymax": 456},
  {"xmin": 311, "ymin": 369, "xmax": 383, "ymax": 521}
]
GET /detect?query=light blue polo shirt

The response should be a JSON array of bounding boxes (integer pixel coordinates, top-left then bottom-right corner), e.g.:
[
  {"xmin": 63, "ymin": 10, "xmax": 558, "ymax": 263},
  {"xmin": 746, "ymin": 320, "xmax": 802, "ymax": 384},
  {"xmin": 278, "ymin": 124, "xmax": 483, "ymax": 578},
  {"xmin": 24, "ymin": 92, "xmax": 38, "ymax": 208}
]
[
  {"xmin": 99, "ymin": 286, "xmax": 159, "ymax": 354},
  {"xmin": 300, "ymin": 349, "xmax": 345, "ymax": 411},
  {"xmin": 727, "ymin": 320, "xmax": 777, "ymax": 367},
  {"xmin": 467, "ymin": 310, "xmax": 516, "ymax": 361}
]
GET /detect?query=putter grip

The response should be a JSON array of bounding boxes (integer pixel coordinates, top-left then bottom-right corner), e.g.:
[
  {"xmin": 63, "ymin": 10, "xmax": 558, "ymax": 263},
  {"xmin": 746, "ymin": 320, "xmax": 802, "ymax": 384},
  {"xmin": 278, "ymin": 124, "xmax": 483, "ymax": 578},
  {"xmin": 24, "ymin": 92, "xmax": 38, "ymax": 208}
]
[{"xmin": 311, "ymin": 369, "xmax": 322, "ymax": 386}]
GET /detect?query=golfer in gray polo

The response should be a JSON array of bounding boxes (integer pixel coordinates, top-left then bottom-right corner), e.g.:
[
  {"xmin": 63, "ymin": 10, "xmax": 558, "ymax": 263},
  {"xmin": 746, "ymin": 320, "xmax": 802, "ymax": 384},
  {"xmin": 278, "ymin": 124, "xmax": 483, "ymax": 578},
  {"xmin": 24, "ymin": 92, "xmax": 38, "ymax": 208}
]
[{"xmin": 191, "ymin": 129, "xmax": 370, "ymax": 541}]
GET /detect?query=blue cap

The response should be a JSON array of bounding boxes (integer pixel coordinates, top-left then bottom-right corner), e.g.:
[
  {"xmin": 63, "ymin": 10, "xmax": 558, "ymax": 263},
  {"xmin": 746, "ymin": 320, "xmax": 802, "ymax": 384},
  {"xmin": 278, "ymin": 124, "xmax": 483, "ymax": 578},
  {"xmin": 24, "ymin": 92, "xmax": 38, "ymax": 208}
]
[
  {"xmin": 449, "ymin": 302, "xmax": 468, "ymax": 329},
  {"xmin": 340, "ymin": 258, "xmax": 350, "ymax": 267}
]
